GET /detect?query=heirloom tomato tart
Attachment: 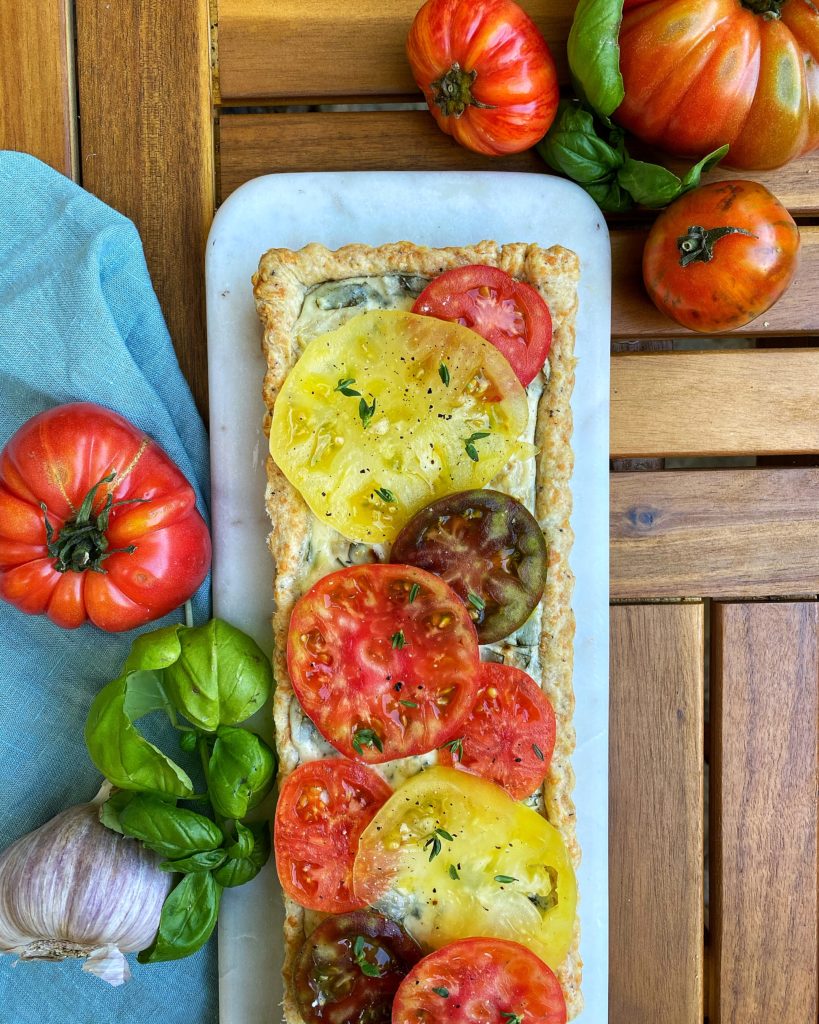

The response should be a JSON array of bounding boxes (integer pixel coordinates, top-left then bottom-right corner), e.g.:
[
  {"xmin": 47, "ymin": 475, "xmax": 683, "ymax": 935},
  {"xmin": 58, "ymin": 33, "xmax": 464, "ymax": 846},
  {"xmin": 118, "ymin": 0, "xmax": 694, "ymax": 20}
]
[{"xmin": 253, "ymin": 241, "xmax": 580, "ymax": 1022}]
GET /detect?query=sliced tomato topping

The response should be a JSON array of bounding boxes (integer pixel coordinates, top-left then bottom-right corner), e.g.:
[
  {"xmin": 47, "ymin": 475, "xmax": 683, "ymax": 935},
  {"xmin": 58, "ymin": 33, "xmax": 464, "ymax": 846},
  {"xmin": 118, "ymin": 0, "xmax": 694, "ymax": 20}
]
[
  {"xmin": 294, "ymin": 911, "xmax": 421, "ymax": 1024},
  {"xmin": 352, "ymin": 767, "xmax": 577, "ymax": 970},
  {"xmin": 286, "ymin": 564, "xmax": 481, "ymax": 763},
  {"xmin": 392, "ymin": 937, "xmax": 567, "ymax": 1024},
  {"xmin": 412, "ymin": 265, "xmax": 552, "ymax": 387},
  {"xmin": 390, "ymin": 488, "xmax": 547, "ymax": 644},
  {"xmin": 274, "ymin": 758, "xmax": 391, "ymax": 913},
  {"xmin": 439, "ymin": 662, "xmax": 556, "ymax": 800}
]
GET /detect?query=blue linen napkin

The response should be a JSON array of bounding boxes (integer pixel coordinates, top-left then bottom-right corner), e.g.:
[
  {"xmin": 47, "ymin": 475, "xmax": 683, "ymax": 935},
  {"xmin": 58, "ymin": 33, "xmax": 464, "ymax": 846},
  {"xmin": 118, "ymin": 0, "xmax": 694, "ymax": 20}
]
[{"xmin": 0, "ymin": 152, "xmax": 216, "ymax": 1024}]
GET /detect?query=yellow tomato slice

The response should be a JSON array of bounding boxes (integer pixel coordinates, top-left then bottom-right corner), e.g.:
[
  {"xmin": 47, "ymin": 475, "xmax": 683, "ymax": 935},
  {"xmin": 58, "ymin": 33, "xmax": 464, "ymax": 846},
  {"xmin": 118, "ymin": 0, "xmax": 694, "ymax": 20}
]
[
  {"xmin": 269, "ymin": 310, "xmax": 530, "ymax": 543},
  {"xmin": 352, "ymin": 766, "xmax": 576, "ymax": 970}
]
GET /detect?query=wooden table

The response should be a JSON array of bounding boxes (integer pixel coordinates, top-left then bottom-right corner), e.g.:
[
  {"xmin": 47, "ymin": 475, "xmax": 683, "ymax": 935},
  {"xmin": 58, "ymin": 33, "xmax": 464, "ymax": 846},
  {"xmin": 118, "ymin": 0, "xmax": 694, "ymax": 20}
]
[{"xmin": 5, "ymin": 2, "xmax": 819, "ymax": 1020}]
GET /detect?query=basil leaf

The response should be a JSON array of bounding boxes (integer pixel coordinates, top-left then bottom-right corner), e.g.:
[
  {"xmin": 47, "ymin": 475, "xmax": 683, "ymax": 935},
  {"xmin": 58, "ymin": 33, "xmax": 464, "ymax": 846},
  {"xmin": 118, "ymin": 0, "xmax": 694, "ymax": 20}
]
[
  {"xmin": 124, "ymin": 623, "xmax": 184, "ymax": 675},
  {"xmin": 679, "ymin": 144, "xmax": 730, "ymax": 190},
  {"xmin": 585, "ymin": 177, "xmax": 634, "ymax": 213},
  {"xmin": 618, "ymin": 144, "xmax": 729, "ymax": 207},
  {"xmin": 163, "ymin": 619, "xmax": 273, "ymax": 732},
  {"xmin": 567, "ymin": 0, "xmax": 625, "ymax": 118},
  {"xmin": 617, "ymin": 158, "xmax": 683, "ymax": 208},
  {"xmin": 119, "ymin": 794, "xmax": 223, "ymax": 858},
  {"xmin": 208, "ymin": 727, "xmax": 276, "ymax": 820},
  {"xmin": 138, "ymin": 872, "xmax": 221, "ymax": 963},
  {"xmin": 98, "ymin": 789, "xmax": 138, "ymax": 834},
  {"xmin": 213, "ymin": 823, "xmax": 271, "ymax": 888},
  {"xmin": 120, "ymin": 669, "xmax": 175, "ymax": 723},
  {"xmin": 85, "ymin": 675, "xmax": 194, "ymax": 798},
  {"xmin": 160, "ymin": 849, "xmax": 228, "ymax": 873},
  {"xmin": 538, "ymin": 101, "xmax": 729, "ymax": 212},
  {"xmin": 225, "ymin": 820, "xmax": 255, "ymax": 860},
  {"xmin": 536, "ymin": 102, "xmax": 623, "ymax": 184}
]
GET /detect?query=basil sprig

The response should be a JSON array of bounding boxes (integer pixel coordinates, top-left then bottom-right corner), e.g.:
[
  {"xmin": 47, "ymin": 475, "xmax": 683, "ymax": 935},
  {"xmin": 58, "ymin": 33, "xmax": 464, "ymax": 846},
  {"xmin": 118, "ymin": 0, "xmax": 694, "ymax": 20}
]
[
  {"xmin": 85, "ymin": 618, "xmax": 276, "ymax": 964},
  {"xmin": 542, "ymin": 0, "xmax": 730, "ymax": 211},
  {"xmin": 538, "ymin": 101, "xmax": 728, "ymax": 213}
]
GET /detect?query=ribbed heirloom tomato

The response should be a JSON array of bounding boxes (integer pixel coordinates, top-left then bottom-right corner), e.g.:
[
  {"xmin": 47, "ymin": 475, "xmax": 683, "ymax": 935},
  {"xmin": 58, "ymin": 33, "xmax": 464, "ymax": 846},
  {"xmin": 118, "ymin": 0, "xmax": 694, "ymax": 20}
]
[
  {"xmin": 0, "ymin": 403, "xmax": 211, "ymax": 631},
  {"xmin": 406, "ymin": 0, "xmax": 560, "ymax": 155},
  {"xmin": 642, "ymin": 180, "xmax": 800, "ymax": 332},
  {"xmin": 616, "ymin": 0, "xmax": 819, "ymax": 170}
]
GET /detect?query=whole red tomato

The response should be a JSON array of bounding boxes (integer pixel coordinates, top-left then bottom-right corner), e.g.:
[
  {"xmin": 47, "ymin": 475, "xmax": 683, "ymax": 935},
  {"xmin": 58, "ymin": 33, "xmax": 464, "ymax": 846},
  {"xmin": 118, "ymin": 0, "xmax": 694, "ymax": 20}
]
[
  {"xmin": 615, "ymin": 0, "xmax": 819, "ymax": 170},
  {"xmin": 642, "ymin": 180, "xmax": 800, "ymax": 332},
  {"xmin": 0, "ymin": 403, "xmax": 211, "ymax": 631},
  {"xmin": 406, "ymin": 0, "xmax": 559, "ymax": 156}
]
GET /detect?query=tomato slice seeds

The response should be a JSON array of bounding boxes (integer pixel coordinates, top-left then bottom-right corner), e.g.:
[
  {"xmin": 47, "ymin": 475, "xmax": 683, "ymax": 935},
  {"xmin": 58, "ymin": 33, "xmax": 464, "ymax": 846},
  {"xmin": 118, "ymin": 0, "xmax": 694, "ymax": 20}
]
[
  {"xmin": 287, "ymin": 564, "xmax": 481, "ymax": 763},
  {"xmin": 412, "ymin": 265, "xmax": 552, "ymax": 386},
  {"xmin": 392, "ymin": 937, "xmax": 567, "ymax": 1024},
  {"xmin": 439, "ymin": 662, "xmax": 556, "ymax": 800},
  {"xmin": 274, "ymin": 758, "xmax": 392, "ymax": 913}
]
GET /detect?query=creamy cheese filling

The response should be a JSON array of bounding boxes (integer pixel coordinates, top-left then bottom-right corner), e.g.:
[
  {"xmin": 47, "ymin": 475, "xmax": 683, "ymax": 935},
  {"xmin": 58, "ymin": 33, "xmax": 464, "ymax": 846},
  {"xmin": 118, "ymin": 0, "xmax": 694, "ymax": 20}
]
[{"xmin": 288, "ymin": 274, "xmax": 549, "ymax": 806}]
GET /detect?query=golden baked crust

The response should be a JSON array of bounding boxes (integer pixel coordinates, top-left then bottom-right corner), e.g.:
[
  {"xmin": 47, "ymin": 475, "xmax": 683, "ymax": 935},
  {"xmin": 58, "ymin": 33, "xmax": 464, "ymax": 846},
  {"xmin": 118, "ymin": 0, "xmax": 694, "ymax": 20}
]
[{"xmin": 253, "ymin": 241, "xmax": 580, "ymax": 1021}]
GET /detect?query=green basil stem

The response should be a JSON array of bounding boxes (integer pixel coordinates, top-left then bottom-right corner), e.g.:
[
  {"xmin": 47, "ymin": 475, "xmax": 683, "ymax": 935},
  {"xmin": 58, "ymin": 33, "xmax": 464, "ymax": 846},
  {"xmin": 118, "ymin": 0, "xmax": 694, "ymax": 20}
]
[
  {"xmin": 197, "ymin": 735, "xmax": 229, "ymax": 837},
  {"xmin": 184, "ymin": 600, "xmax": 194, "ymax": 628},
  {"xmin": 677, "ymin": 225, "xmax": 757, "ymax": 267}
]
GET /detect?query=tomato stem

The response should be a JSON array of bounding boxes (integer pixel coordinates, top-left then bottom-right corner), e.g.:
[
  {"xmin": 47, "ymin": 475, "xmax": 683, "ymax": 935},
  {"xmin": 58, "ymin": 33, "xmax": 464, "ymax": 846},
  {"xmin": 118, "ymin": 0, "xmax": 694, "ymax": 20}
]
[
  {"xmin": 741, "ymin": 0, "xmax": 784, "ymax": 17},
  {"xmin": 677, "ymin": 225, "xmax": 757, "ymax": 267},
  {"xmin": 431, "ymin": 63, "xmax": 496, "ymax": 117},
  {"xmin": 40, "ymin": 470, "xmax": 145, "ymax": 574}
]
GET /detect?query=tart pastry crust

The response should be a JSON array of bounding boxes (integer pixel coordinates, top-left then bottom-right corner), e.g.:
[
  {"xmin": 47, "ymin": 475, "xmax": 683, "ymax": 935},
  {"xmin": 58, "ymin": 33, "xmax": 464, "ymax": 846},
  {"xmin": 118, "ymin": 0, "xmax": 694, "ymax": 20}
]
[{"xmin": 253, "ymin": 240, "xmax": 581, "ymax": 1021}]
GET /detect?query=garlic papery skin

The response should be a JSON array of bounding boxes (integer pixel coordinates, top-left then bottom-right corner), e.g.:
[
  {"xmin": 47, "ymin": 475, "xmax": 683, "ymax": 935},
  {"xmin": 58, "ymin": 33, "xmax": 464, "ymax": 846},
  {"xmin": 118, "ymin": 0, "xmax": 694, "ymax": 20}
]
[{"xmin": 0, "ymin": 797, "xmax": 172, "ymax": 985}]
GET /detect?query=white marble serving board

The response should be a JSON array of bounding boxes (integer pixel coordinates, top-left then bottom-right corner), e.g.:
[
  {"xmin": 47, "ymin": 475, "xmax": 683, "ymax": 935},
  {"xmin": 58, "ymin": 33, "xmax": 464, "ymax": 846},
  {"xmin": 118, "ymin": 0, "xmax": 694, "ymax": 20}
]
[{"xmin": 205, "ymin": 171, "xmax": 610, "ymax": 1024}]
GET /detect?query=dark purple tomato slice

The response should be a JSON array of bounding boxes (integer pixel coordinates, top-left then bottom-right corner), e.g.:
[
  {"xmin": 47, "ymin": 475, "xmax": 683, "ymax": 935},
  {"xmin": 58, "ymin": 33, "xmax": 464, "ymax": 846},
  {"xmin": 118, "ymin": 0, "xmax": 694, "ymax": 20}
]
[
  {"xmin": 390, "ymin": 489, "xmax": 547, "ymax": 644},
  {"xmin": 294, "ymin": 910, "xmax": 423, "ymax": 1024}
]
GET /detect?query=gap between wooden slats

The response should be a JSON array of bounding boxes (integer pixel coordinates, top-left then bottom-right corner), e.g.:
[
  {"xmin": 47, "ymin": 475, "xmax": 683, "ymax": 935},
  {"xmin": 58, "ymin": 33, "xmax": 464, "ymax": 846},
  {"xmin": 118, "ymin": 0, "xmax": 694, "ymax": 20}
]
[
  {"xmin": 0, "ymin": 1, "xmax": 76, "ymax": 177},
  {"xmin": 611, "ymin": 468, "xmax": 819, "ymax": 600},
  {"xmin": 612, "ymin": 349, "xmax": 819, "ymax": 458},
  {"xmin": 217, "ymin": 0, "xmax": 573, "ymax": 101},
  {"xmin": 710, "ymin": 603, "xmax": 818, "ymax": 1024},
  {"xmin": 610, "ymin": 603, "xmax": 704, "ymax": 1024},
  {"xmin": 218, "ymin": 112, "xmax": 819, "ymax": 216}
]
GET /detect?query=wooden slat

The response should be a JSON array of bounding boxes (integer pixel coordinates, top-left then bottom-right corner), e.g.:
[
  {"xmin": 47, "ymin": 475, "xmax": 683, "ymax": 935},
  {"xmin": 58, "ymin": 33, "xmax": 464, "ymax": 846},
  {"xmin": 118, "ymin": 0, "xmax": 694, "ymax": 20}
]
[
  {"xmin": 219, "ymin": 111, "xmax": 819, "ymax": 216},
  {"xmin": 218, "ymin": 111, "xmax": 543, "ymax": 193},
  {"xmin": 75, "ymin": 1, "xmax": 216, "ymax": 417},
  {"xmin": 0, "ymin": 1, "xmax": 76, "ymax": 176},
  {"xmin": 218, "ymin": 0, "xmax": 573, "ymax": 101},
  {"xmin": 710, "ymin": 603, "xmax": 818, "ymax": 1024},
  {"xmin": 612, "ymin": 349, "xmax": 819, "ymax": 458},
  {"xmin": 611, "ymin": 228, "xmax": 819, "ymax": 339},
  {"xmin": 611, "ymin": 468, "xmax": 819, "ymax": 599},
  {"xmin": 610, "ymin": 603, "xmax": 704, "ymax": 1024}
]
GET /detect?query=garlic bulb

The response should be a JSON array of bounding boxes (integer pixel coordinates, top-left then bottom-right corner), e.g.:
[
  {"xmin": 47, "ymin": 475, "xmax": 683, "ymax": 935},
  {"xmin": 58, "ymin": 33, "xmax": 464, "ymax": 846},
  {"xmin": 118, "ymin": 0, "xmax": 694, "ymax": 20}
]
[{"xmin": 0, "ymin": 792, "xmax": 171, "ymax": 985}]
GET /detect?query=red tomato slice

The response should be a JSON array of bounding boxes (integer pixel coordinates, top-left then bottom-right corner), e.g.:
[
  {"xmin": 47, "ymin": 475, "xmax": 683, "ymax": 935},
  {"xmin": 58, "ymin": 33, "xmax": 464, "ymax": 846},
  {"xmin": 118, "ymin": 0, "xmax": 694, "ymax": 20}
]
[
  {"xmin": 274, "ymin": 758, "xmax": 392, "ymax": 913},
  {"xmin": 287, "ymin": 564, "xmax": 481, "ymax": 763},
  {"xmin": 412, "ymin": 265, "xmax": 552, "ymax": 387},
  {"xmin": 392, "ymin": 937, "xmax": 567, "ymax": 1024},
  {"xmin": 438, "ymin": 662, "xmax": 556, "ymax": 800}
]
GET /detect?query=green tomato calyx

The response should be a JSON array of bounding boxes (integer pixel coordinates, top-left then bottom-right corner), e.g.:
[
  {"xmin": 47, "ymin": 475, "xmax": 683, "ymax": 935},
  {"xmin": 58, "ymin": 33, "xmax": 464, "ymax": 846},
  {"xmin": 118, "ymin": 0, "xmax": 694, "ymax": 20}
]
[
  {"xmin": 741, "ymin": 0, "xmax": 784, "ymax": 18},
  {"xmin": 431, "ymin": 63, "xmax": 495, "ymax": 118},
  {"xmin": 41, "ymin": 471, "xmax": 146, "ymax": 573},
  {"xmin": 677, "ymin": 225, "xmax": 757, "ymax": 267}
]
